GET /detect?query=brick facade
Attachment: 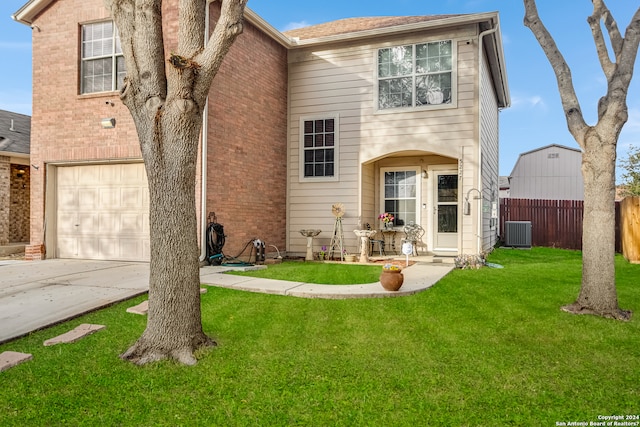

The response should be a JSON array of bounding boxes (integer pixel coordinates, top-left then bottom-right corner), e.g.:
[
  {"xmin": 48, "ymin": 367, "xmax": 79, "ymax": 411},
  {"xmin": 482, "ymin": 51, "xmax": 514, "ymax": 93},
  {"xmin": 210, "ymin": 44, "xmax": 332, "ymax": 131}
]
[
  {"xmin": 10, "ymin": 164, "xmax": 30, "ymax": 242},
  {"xmin": 26, "ymin": 0, "xmax": 287, "ymax": 260},
  {"xmin": 0, "ymin": 156, "xmax": 9, "ymax": 245},
  {"xmin": 205, "ymin": 5, "xmax": 288, "ymax": 258}
]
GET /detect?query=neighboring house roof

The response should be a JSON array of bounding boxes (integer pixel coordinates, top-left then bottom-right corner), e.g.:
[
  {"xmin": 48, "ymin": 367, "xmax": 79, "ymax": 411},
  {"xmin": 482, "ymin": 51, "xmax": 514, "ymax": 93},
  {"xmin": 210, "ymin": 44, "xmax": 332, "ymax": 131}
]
[
  {"xmin": 0, "ymin": 109, "xmax": 31, "ymax": 157},
  {"xmin": 284, "ymin": 15, "xmax": 463, "ymax": 40},
  {"xmin": 499, "ymin": 176, "xmax": 510, "ymax": 189}
]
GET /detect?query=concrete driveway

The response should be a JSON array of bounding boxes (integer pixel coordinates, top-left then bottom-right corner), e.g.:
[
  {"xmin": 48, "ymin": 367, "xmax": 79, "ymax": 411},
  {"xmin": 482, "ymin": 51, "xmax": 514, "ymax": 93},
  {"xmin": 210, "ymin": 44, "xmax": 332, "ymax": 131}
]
[
  {"xmin": 0, "ymin": 259, "xmax": 149, "ymax": 344},
  {"xmin": 0, "ymin": 258, "xmax": 453, "ymax": 345}
]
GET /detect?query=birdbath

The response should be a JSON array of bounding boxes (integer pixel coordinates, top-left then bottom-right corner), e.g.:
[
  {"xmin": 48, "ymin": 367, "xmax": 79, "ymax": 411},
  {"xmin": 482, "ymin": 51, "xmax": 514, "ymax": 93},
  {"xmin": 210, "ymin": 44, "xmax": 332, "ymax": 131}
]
[
  {"xmin": 353, "ymin": 229, "xmax": 377, "ymax": 263},
  {"xmin": 299, "ymin": 229, "xmax": 322, "ymax": 261}
]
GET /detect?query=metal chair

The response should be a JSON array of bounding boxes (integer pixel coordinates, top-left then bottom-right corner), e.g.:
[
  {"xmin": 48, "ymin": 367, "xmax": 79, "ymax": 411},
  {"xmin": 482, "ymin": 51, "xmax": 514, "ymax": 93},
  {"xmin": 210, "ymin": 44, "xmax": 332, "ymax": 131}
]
[
  {"xmin": 402, "ymin": 222, "xmax": 425, "ymax": 256},
  {"xmin": 365, "ymin": 223, "xmax": 385, "ymax": 256}
]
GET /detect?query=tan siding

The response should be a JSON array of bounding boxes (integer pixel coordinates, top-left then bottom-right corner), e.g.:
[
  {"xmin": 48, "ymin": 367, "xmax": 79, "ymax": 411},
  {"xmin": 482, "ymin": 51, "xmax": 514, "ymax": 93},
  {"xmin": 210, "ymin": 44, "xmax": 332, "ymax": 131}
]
[
  {"xmin": 480, "ymin": 52, "xmax": 500, "ymax": 252},
  {"xmin": 288, "ymin": 27, "xmax": 481, "ymax": 255}
]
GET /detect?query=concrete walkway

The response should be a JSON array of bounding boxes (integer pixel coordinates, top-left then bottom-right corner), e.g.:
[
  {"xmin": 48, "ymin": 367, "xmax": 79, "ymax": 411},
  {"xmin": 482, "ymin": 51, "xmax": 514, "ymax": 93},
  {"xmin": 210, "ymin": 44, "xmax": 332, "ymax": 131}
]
[{"xmin": 0, "ymin": 258, "xmax": 453, "ymax": 344}]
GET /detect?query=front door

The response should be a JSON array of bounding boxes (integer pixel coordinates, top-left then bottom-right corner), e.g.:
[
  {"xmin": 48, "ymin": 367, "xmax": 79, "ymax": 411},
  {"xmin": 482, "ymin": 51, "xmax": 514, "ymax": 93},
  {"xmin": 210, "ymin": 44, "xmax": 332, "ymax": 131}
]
[{"xmin": 433, "ymin": 172, "xmax": 458, "ymax": 252}]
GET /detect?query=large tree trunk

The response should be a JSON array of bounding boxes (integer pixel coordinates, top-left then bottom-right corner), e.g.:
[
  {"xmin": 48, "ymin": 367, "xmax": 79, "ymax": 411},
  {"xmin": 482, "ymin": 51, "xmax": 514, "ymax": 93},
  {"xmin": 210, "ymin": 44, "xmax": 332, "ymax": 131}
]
[
  {"xmin": 562, "ymin": 131, "xmax": 630, "ymax": 320},
  {"xmin": 524, "ymin": 0, "xmax": 639, "ymax": 321},
  {"xmin": 121, "ymin": 109, "xmax": 215, "ymax": 365},
  {"xmin": 107, "ymin": 0, "xmax": 247, "ymax": 365}
]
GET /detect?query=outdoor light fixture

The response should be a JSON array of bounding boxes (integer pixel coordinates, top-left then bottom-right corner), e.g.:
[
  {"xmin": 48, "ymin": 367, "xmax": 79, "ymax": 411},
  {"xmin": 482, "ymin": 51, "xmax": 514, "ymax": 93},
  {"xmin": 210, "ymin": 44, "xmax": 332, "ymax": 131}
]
[
  {"xmin": 464, "ymin": 188, "xmax": 483, "ymax": 215},
  {"xmin": 100, "ymin": 118, "xmax": 116, "ymax": 129},
  {"xmin": 17, "ymin": 168, "xmax": 26, "ymax": 178},
  {"xmin": 421, "ymin": 170, "xmax": 428, "ymax": 179}
]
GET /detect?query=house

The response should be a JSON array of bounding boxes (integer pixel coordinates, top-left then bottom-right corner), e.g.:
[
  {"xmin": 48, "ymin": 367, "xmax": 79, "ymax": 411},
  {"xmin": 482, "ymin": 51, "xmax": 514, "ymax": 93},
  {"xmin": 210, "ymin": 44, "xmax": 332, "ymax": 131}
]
[
  {"xmin": 13, "ymin": 0, "xmax": 509, "ymax": 261},
  {"xmin": 0, "ymin": 110, "xmax": 30, "ymax": 247},
  {"xmin": 507, "ymin": 144, "xmax": 584, "ymax": 200}
]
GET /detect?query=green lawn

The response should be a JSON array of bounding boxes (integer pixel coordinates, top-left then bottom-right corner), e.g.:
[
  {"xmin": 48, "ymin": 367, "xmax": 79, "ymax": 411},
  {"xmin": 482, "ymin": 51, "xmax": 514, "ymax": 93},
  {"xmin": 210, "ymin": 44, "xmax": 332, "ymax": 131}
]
[
  {"xmin": 1, "ymin": 247, "xmax": 638, "ymax": 426},
  {"xmin": 227, "ymin": 260, "xmax": 384, "ymax": 284}
]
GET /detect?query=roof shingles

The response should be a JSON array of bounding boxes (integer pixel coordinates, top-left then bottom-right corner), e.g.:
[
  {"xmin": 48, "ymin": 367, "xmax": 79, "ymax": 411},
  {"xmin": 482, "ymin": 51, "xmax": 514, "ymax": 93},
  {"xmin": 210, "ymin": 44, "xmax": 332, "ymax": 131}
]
[
  {"xmin": 0, "ymin": 110, "xmax": 31, "ymax": 155},
  {"xmin": 284, "ymin": 15, "xmax": 464, "ymax": 40}
]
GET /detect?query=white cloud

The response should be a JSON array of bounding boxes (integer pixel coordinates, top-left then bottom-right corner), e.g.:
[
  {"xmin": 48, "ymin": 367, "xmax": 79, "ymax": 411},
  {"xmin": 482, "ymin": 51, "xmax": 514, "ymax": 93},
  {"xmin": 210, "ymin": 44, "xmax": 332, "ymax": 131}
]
[
  {"xmin": 281, "ymin": 21, "xmax": 311, "ymax": 32},
  {"xmin": 510, "ymin": 94, "xmax": 546, "ymax": 110}
]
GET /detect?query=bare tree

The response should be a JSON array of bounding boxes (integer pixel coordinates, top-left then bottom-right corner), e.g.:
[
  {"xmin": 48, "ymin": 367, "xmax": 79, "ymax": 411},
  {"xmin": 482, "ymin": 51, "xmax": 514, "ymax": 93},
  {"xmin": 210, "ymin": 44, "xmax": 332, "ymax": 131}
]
[
  {"xmin": 619, "ymin": 144, "xmax": 640, "ymax": 196},
  {"xmin": 104, "ymin": 0, "xmax": 247, "ymax": 365},
  {"xmin": 523, "ymin": 0, "xmax": 640, "ymax": 320}
]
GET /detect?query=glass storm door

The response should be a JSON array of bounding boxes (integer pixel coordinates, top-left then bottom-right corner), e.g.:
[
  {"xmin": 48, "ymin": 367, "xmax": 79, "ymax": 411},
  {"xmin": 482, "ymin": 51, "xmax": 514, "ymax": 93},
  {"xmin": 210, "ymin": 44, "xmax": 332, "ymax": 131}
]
[{"xmin": 434, "ymin": 173, "xmax": 458, "ymax": 251}]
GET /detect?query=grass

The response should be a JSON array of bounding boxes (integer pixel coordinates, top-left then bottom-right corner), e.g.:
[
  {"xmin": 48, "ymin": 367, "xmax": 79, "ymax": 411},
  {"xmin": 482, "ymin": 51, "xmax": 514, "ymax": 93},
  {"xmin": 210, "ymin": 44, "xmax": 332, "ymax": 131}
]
[
  {"xmin": 1, "ymin": 247, "xmax": 639, "ymax": 426},
  {"xmin": 227, "ymin": 260, "xmax": 384, "ymax": 284}
]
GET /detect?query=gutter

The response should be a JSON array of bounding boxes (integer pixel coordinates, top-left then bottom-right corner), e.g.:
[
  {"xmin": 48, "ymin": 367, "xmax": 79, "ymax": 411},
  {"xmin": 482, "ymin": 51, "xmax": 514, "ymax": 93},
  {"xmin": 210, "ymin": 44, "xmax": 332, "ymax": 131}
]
[{"xmin": 476, "ymin": 23, "xmax": 499, "ymax": 255}]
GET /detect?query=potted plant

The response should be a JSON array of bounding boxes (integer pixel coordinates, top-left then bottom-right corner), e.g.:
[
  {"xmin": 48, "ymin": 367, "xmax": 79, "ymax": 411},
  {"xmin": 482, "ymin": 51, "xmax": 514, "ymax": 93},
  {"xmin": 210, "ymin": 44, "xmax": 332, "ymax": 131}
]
[
  {"xmin": 317, "ymin": 245, "xmax": 327, "ymax": 261},
  {"xmin": 380, "ymin": 263, "xmax": 404, "ymax": 291},
  {"xmin": 343, "ymin": 249, "xmax": 356, "ymax": 262},
  {"xmin": 378, "ymin": 212, "xmax": 395, "ymax": 230}
]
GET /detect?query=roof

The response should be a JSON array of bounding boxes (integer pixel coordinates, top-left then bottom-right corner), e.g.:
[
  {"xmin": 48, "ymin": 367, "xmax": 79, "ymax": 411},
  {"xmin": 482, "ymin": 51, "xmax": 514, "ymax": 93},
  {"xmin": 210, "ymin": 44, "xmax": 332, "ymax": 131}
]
[
  {"xmin": 284, "ymin": 15, "xmax": 464, "ymax": 40},
  {"xmin": 509, "ymin": 144, "xmax": 582, "ymax": 178},
  {"xmin": 517, "ymin": 144, "xmax": 583, "ymax": 157},
  {"xmin": 0, "ymin": 110, "xmax": 31, "ymax": 156}
]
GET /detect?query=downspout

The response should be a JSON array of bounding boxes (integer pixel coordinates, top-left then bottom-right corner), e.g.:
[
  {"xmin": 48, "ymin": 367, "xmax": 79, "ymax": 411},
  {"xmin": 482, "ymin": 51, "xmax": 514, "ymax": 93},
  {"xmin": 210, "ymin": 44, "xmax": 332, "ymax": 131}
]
[
  {"xmin": 476, "ymin": 22, "xmax": 498, "ymax": 255},
  {"xmin": 199, "ymin": 1, "xmax": 211, "ymax": 262}
]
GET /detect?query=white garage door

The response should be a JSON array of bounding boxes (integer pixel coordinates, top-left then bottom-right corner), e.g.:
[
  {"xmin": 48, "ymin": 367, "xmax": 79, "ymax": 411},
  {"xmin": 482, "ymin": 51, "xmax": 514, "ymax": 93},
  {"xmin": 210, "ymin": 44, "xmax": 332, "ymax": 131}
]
[{"xmin": 56, "ymin": 163, "xmax": 150, "ymax": 261}]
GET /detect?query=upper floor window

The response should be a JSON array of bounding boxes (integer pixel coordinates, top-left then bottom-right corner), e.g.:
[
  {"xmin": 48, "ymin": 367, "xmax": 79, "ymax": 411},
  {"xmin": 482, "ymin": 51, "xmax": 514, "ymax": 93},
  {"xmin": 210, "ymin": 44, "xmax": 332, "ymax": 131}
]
[
  {"xmin": 81, "ymin": 22, "xmax": 126, "ymax": 94},
  {"xmin": 377, "ymin": 40, "xmax": 453, "ymax": 110},
  {"xmin": 301, "ymin": 116, "xmax": 337, "ymax": 179}
]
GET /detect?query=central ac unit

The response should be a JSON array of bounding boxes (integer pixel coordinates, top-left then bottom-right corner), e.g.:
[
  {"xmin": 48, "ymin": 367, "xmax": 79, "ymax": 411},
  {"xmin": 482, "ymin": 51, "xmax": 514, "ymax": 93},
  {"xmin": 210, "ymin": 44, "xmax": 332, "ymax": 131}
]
[{"xmin": 504, "ymin": 221, "xmax": 532, "ymax": 248}]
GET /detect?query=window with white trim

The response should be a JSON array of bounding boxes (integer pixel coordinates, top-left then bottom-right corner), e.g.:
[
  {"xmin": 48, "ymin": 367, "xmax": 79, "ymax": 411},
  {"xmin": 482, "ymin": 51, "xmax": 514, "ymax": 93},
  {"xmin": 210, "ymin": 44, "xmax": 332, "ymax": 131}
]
[
  {"xmin": 377, "ymin": 40, "xmax": 453, "ymax": 110},
  {"xmin": 81, "ymin": 21, "xmax": 126, "ymax": 94},
  {"xmin": 302, "ymin": 117, "xmax": 337, "ymax": 179},
  {"xmin": 381, "ymin": 168, "xmax": 420, "ymax": 227}
]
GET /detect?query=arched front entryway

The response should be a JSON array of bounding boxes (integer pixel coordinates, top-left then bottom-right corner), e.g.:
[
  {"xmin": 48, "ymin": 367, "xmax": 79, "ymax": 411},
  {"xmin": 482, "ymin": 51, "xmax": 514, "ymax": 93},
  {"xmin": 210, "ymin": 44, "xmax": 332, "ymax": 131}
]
[{"xmin": 360, "ymin": 151, "xmax": 460, "ymax": 257}]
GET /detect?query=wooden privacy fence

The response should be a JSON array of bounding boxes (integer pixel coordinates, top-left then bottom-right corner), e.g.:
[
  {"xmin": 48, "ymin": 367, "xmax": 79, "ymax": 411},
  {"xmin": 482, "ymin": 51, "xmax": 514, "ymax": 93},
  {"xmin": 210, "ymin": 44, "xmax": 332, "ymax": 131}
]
[{"xmin": 500, "ymin": 198, "xmax": 622, "ymax": 252}]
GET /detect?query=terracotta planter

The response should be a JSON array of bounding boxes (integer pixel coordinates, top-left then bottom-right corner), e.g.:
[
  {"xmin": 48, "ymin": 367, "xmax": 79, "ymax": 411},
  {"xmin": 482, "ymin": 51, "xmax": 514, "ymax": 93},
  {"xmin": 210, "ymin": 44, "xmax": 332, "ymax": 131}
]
[{"xmin": 380, "ymin": 269, "xmax": 404, "ymax": 291}]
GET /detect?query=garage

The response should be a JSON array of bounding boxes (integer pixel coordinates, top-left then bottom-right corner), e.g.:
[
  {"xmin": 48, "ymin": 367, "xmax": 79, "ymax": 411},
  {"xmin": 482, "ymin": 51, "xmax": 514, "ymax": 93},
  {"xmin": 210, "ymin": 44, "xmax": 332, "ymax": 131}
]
[{"xmin": 55, "ymin": 163, "xmax": 150, "ymax": 261}]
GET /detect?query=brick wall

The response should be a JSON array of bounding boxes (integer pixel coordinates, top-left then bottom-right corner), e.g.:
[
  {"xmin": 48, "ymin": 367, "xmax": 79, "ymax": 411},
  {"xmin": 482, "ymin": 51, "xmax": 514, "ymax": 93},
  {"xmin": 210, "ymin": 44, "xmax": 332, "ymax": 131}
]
[
  {"xmin": 27, "ymin": 0, "xmax": 288, "ymax": 261},
  {"xmin": 0, "ymin": 156, "xmax": 9, "ymax": 245},
  {"xmin": 10, "ymin": 164, "xmax": 30, "ymax": 242},
  {"xmin": 27, "ymin": 0, "xmax": 140, "ymax": 259},
  {"xmin": 205, "ymin": 5, "xmax": 288, "ymax": 260}
]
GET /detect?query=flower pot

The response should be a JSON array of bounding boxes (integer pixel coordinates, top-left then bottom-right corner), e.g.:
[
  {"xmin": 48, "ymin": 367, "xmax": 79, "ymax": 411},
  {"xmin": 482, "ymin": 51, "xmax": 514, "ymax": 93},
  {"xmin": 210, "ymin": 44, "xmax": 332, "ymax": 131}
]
[
  {"xmin": 380, "ymin": 269, "xmax": 404, "ymax": 291},
  {"xmin": 384, "ymin": 222, "xmax": 394, "ymax": 230}
]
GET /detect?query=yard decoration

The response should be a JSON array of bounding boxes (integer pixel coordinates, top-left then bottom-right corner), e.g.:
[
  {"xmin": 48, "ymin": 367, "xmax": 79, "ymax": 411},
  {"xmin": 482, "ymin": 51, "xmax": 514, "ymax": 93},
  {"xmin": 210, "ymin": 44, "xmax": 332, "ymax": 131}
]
[{"xmin": 380, "ymin": 264, "xmax": 404, "ymax": 291}]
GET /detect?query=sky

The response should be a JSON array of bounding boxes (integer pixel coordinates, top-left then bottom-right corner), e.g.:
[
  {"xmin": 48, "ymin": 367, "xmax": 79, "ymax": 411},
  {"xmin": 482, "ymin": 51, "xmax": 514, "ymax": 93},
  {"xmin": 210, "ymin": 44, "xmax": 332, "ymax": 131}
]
[{"xmin": 1, "ymin": 1, "xmax": 639, "ymax": 178}]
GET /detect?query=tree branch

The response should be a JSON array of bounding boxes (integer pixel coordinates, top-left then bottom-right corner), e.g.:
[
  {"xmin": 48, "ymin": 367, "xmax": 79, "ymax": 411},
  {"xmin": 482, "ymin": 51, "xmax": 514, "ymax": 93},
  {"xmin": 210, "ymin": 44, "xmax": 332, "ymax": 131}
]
[
  {"xmin": 193, "ymin": 0, "xmax": 247, "ymax": 102},
  {"xmin": 178, "ymin": 0, "xmax": 206, "ymax": 56},
  {"xmin": 523, "ymin": 0, "xmax": 588, "ymax": 144},
  {"xmin": 588, "ymin": 2, "xmax": 615, "ymax": 79},
  {"xmin": 594, "ymin": 0, "xmax": 624, "ymax": 58},
  {"xmin": 106, "ymin": 0, "xmax": 167, "ymax": 113}
]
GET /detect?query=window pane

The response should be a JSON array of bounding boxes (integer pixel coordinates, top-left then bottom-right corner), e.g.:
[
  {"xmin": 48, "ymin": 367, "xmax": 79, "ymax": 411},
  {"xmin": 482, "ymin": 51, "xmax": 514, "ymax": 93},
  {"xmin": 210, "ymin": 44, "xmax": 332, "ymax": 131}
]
[
  {"xmin": 304, "ymin": 151, "xmax": 313, "ymax": 162},
  {"xmin": 325, "ymin": 133, "xmax": 334, "ymax": 146},
  {"xmin": 438, "ymin": 175, "xmax": 458, "ymax": 202},
  {"xmin": 438, "ymin": 205, "xmax": 458, "ymax": 233},
  {"xmin": 304, "ymin": 134, "xmax": 313, "ymax": 147},
  {"xmin": 303, "ymin": 118, "xmax": 335, "ymax": 178},
  {"xmin": 304, "ymin": 121, "xmax": 313, "ymax": 134},
  {"xmin": 383, "ymin": 171, "xmax": 417, "ymax": 227},
  {"xmin": 81, "ymin": 21, "xmax": 123, "ymax": 94}
]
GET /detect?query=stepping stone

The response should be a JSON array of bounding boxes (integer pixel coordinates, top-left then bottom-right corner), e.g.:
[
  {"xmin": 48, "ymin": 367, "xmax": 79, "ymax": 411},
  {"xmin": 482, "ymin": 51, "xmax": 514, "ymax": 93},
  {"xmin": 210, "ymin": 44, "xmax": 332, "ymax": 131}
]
[
  {"xmin": 0, "ymin": 351, "xmax": 33, "ymax": 372},
  {"xmin": 43, "ymin": 324, "xmax": 106, "ymax": 346},
  {"xmin": 126, "ymin": 300, "xmax": 149, "ymax": 315},
  {"xmin": 200, "ymin": 288, "xmax": 207, "ymax": 294}
]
